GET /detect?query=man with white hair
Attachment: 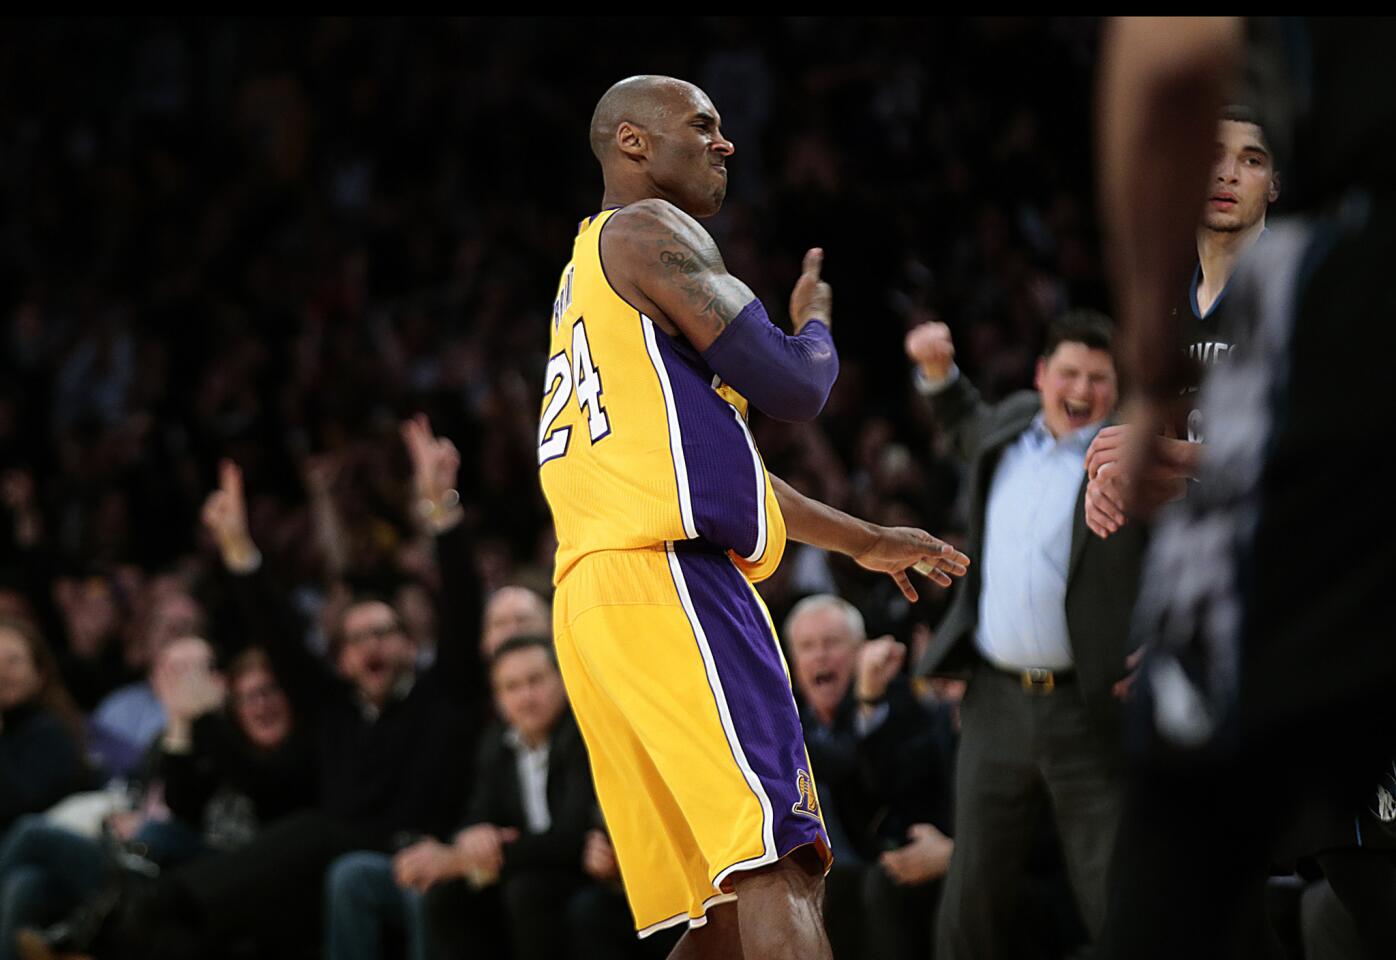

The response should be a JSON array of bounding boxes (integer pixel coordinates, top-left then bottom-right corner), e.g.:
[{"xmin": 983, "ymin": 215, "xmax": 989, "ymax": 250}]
[{"xmin": 785, "ymin": 595, "xmax": 954, "ymax": 960}]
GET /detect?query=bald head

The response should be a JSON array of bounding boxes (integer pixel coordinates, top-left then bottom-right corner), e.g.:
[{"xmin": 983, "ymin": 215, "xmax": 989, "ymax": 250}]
[
  {"xmin": 589, "ymin": 75, "xmax": 732, "ymax": 216},
  {"xmin": 590, "ymin": 75, "xmax": 706, "ymax": 162}
]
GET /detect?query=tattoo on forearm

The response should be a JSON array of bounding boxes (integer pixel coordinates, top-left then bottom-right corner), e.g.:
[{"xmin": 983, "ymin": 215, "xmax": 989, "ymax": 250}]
[{"xmin": 656, "ymin": 234, "xmax": 737, "ymax": 332}]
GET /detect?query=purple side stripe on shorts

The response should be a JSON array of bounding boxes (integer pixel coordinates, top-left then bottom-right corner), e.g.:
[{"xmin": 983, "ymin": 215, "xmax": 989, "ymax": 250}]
[{"xmin": 670, "ymin": 549, "xmax": 830, "ymax": 873}]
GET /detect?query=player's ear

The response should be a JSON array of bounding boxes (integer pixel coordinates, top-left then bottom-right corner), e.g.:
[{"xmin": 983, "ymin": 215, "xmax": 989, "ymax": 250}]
[
  {"xmin": 616, "ymin": 121, "xmax": 648, "ymax": 161},
  {"xmin": 1033, "ymin": 356, "xmax": 1047, "ymax": 393},
  {"xmin": 1268, "ymin": 171, "xmax": 1281, "ymax": 204}
]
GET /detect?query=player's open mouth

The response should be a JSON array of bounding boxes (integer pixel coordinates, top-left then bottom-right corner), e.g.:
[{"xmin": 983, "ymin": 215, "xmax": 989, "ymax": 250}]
[
  {"xmin": 812, "ymin": 670, "xmax": 837, "ymax": 688},
  {"xmin": 1063, "ymin": 399, "xmax": 1093, "ymax": 427}
]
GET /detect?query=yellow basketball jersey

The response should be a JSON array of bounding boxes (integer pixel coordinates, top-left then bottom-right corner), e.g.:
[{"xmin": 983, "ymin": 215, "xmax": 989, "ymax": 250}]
[{"xmin": 538, "ymin": 208, "xmax": 786, "ymax": 585}]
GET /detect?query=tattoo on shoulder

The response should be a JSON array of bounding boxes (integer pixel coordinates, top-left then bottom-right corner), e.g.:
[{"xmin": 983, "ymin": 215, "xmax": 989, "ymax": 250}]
[{"xmin": 655, "ymin": 231, "xmax": 738, "ymax": 332}]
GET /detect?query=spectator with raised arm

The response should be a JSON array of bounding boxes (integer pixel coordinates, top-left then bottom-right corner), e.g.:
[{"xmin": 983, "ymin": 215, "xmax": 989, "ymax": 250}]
[
  {"xmin": 112, "ymin": 415, "xmax": 483, "ymax": 958},
  {"xmin": 905, "ymin": 311, "xmax": 1147, "ymax": 959}
]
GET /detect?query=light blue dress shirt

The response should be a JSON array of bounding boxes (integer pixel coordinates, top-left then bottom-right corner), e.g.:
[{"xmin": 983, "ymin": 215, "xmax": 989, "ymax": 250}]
[{"xmin": 975, "ymin": 413, "xmax": 1102, "ymax": 671}]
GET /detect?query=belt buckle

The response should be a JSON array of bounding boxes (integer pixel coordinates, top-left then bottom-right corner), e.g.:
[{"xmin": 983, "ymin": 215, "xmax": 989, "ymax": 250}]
[{"xmin": 1020, "ymin": 668, "xmax": 1055, "ymax": 693}]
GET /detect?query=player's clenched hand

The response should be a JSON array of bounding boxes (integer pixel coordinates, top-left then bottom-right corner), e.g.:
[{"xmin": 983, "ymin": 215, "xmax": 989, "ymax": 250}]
[
  {"xmin": 903, "ymin": 321, "xmax": 955, "ymax": 383},
  {"xmin": 853, "ymin": 526, "xmax": 970, "ymax": 603},
  {"xmin": 789, "ymin": 248, "xmax": 832, "ymax": 334}
]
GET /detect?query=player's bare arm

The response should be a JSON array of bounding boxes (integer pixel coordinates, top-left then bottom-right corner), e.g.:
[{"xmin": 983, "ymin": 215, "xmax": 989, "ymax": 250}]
[
  {"xmin": 771, "ymin": 474, "xmax": 969, "ymax": 603},
  {"xmin": 602, "ymin": 199, "xmax": 838, "ymax": 422},
  {"xmin": 602, "ymin": 197, "xmax": 756, "ymax": 346}
]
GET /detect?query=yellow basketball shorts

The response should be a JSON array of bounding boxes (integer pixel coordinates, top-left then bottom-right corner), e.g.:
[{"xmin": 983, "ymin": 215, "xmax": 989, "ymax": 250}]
[{"xmin": 553, "ymin": 540, "xmax": 831, "ymax": 937}]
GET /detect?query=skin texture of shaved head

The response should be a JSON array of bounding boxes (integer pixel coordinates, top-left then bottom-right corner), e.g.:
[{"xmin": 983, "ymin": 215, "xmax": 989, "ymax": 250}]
[{"xmin": 590, "ymin": 75, "xmax": 700, "ymax": 162}]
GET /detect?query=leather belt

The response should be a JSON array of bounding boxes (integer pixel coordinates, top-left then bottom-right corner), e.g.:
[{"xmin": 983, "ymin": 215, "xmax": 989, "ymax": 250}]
[{"xmin": 997, "ymin": 666, "xmax": 1073, "ymax": 694}]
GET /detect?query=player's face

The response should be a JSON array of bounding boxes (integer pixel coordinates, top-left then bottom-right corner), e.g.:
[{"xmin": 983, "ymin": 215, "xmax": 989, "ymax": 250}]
[
  {"xmin": 788, "ymin": 607, "xmax": 860, "ymax": 720},
  {"xmin": 649, "ymin": 86, "xmax": 734, "ymax": 218},
  {"xmin": 1202, "ymin": 120, "xmax": 1276, "ymax": 233},
  {"xmin": 1034, "ymin": 343, "xmax": 1117, "ymax": 439},
  {"xmin": 338, "ymin": 601, "xmax": 416, "ymax": 706},
  {"xmin": 492, "ymin": 645, "xmax": 566, "ymax": 744}
]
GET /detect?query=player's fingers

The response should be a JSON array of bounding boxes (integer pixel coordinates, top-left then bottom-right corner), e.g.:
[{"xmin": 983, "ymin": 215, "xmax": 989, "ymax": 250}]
[
  {"xmin": 1095, "ymin": 481, "xmax": 1128, "ymax": 521},
  {"xmin": 1085, "ymin": 497, "xmax": 1119, "ymax": 537},
  {"xmin": 937, "ymin": 541, "xmax": 971, "ymax": 567},
  {"xmin": 891, "ymin": 569, "xmax": 918, "ymax": 604},
  {"xmin": 802, "ymin": 247, "xmax": 824, "ymax": 279},
  {"xmin": 1086, "ymin": 512, "xmax": 1113, "ymax": 540},
  {"xmin": 931, "ymin": 557, "xmax": 969, "ymax": 578}
]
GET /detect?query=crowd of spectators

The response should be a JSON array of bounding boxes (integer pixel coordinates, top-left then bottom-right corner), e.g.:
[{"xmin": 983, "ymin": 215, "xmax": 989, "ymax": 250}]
[{"xmin": 2, "ymin": 16, "xmax": 1111, "ymax": 960}]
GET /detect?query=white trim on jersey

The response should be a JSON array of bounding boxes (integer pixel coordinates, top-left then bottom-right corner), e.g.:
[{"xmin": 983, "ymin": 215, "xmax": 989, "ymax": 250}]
[
  {"xmin": 730, "ymin": 408, "xmax": 767, "ymax": 564},
  {"xmin": 641, "ymin": 315, "xmax": 699, "ymax": 540}
]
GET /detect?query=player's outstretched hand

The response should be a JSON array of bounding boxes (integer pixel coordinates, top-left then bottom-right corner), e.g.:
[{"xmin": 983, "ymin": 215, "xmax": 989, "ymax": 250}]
[
  {"xmin": 1085, "ymin": 465, "xmax": 1129, "ymax": 539},
  {"xmin": 853, "ymin": 526, "xmax": 970, "ymax": 603},
  {"xmin": 903, "ymin": 321, "xmax": 955, "ymax": 383},
  {"xmin": 789, "ymin": 247, "xmax": 832, "ymax": 334}
]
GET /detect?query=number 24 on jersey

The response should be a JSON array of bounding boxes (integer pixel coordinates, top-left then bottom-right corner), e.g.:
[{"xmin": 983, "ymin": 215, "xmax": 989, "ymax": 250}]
[{"xmin": 538, "ymin": 319, "xmax": 610, "ymax": 465}]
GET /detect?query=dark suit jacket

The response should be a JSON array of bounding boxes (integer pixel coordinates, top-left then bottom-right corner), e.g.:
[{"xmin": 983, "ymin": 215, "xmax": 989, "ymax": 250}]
[
  {"xmin": 913, "ymin": 375, "xmax": 1148, "ymax": 744},
  {"xmin": 800, "ymin": 680, "xmax": 953, "ymax": 861},
  {"xmin": 463, "ymin": 710, "xmax": 594, "ymax": 874}
]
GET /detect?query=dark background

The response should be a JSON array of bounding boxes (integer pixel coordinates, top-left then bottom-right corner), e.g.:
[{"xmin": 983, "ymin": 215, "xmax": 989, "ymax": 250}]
[{"xmin": 0, "ymin": 16, "xmax": 1106, "ymax": 644}]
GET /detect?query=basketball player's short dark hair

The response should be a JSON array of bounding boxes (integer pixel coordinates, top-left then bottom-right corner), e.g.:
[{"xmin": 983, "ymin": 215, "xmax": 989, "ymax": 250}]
[
  {"xmin": 1042, "ymin": 309, "xmax": 1114, "ymax": 360},
  {"xmin": 1219, "ymin": 104, "xmax": 1277, "ymax": 169},
  {"xmin": 490, "ymin": 634, "xmax": 559, "ymax": 673}
]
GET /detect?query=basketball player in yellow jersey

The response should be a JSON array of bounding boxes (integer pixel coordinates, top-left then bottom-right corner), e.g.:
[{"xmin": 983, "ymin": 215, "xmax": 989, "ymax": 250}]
[{"xmin": 539, "ymin": 75, "xmax": 970, "ymax": 960}]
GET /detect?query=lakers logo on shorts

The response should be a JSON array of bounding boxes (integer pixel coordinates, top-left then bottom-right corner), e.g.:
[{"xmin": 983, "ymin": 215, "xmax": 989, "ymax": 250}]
[{"xmin": 792, "ymin": 769, "xmax": 822, "ymax": 821}]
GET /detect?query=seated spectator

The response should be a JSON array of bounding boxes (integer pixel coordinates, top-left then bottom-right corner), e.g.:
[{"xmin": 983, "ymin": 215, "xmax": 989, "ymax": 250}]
[
  {"xmin": 88, "ymin": 593, "xmax": 207, "ymax": 778},
  {"xmin": 7, "ymin": 642, "xmax": 314, "ymax": 960},
  {"xmin": 784, "ymin": 595, "xmax": 955, "ymax": 960},
  {"xmin": 49, "ymin": 573, "xmax": 132, "ymax": 713},
  {"xmin": 324, "ymin": 634, "xmax": 594, "ymax": 960},
  {"xmin": 0, "ymin": 616, "xmax": 88, "ymax": 835},
  {"xmin": 565, "ymin": 827, "xmax": 681, "ymax": 960},
  {"xmin": 110, "ymin": 418, "xmax": 481, "ymax": 959},
  {"xmin": 0, "ymin": 616, "xmax": 91, "ymax": 960}
]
